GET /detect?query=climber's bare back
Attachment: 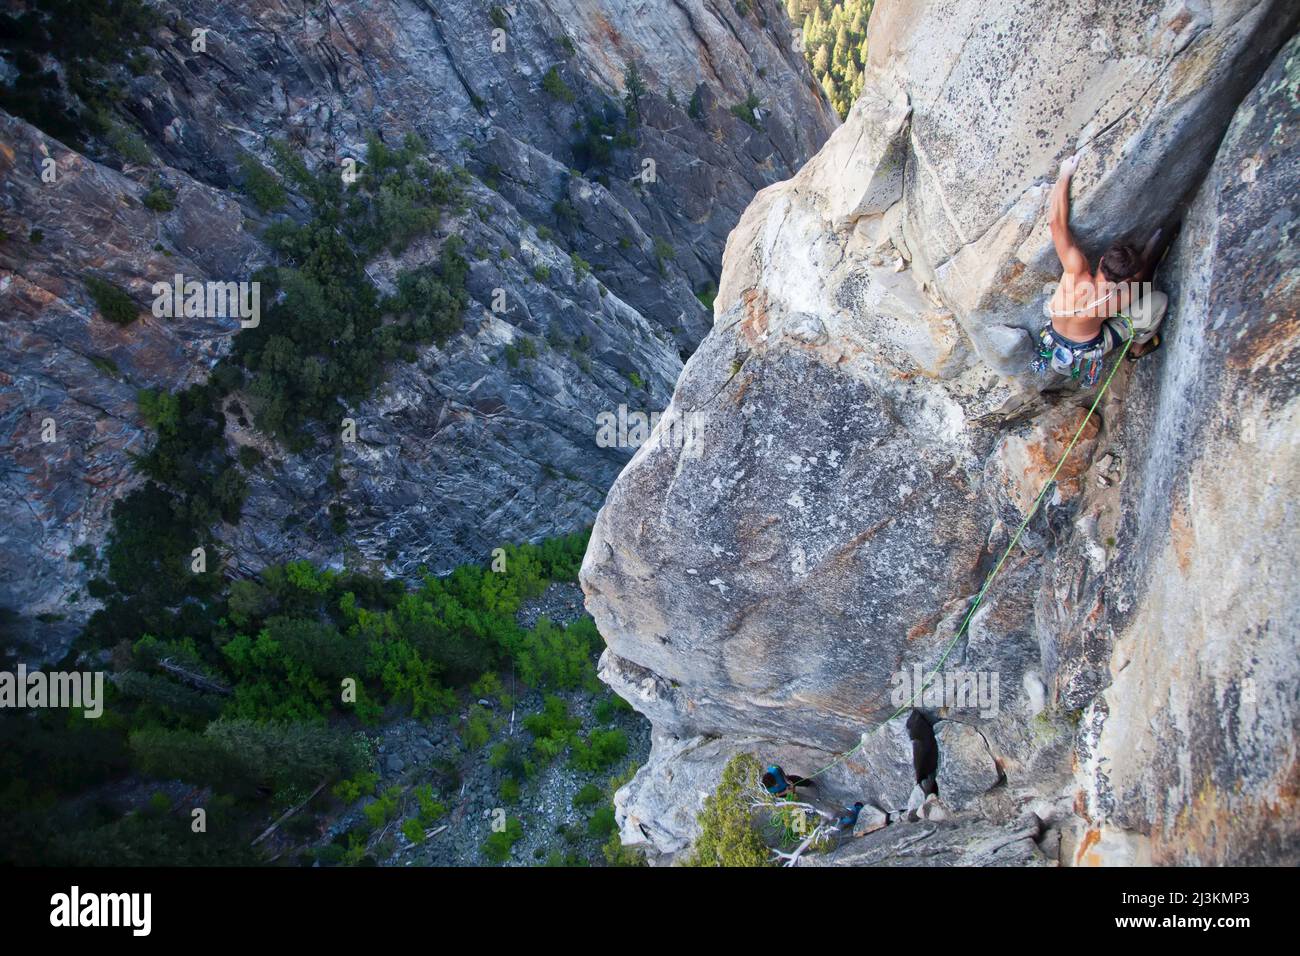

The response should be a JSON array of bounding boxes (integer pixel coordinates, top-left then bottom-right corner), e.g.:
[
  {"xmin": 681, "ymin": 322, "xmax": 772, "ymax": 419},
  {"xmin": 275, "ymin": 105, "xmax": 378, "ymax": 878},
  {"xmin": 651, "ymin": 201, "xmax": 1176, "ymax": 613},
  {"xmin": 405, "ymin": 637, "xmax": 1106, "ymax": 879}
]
[
  {"xmin": 1046, "ymin": 154, "xmax": 1161, "ymax": 350},
  {"xmin": 1047, "ymin": 271, "xmax": 1123, "ymax": 341}
]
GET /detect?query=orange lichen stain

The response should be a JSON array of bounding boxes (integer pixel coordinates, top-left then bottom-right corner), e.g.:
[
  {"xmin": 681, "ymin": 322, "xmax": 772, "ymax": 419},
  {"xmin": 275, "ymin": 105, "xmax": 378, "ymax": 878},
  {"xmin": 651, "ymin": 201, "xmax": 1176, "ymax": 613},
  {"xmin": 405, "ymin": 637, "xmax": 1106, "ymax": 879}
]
[
  {"xmin": 1230, "ymin": 312, "xmax": 1298, "ymax": 374},
  {"xmin": 0, "ymin": 140, "xmax": 15, "ymax": 166},
  {"xmin": 1152, "ymin": 757, "xmax": 1300, "ymax": 865},
  {"xmin": 739, "ymin": 288, "xmax": 769, "ymax": 346},
  {"xmin": 1022, "ymin": 408, "xmax": 1099, "ymax": 503},
  {"xmin": 906, "ymin": 612, "xmax": 940, "ymax": 641},
  {"xmin": 1000, "ymin": 260, "xmax": 1027, "ymax": 286},
  {"xmin": 1075, "ymin": 827, "xmax": 1103, "ymax": 866},
  {"xmin": 1085, "ymin": 594, "xmax": 1105, "ymax": 625},
  {"xmin": 592, "ymin": 12, "xmax": 624, "ymax": 48},
  {"xmin": 732, "ymin": 374, "xmax": 750, "ymax": 406}
]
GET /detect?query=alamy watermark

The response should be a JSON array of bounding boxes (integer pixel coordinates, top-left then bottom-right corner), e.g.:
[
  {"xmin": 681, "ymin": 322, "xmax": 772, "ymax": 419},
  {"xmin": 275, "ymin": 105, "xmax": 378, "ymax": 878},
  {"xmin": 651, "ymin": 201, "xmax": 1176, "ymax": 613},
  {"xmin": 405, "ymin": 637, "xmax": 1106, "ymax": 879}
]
[
  {"xmin": 890, "ymin": 664, "xmax": 999, "ymax": 717},
  {"xmin": 1, "ymin": 664, "xmax": 104, "ymax": 718},
  {"xmin": 1042, "ymin": 277, "xmax": 1161, "ymax": 326},
  {"xmin": 50, "ymin": 886, "xmax": 150, "ymax": 936},
  {"xmin": 151, "ymin": 274, "xmax": 260, "ymax": 328},
  {"xmin": 595, "ymin": 404, "xmax": 704, "ymax": 458}
]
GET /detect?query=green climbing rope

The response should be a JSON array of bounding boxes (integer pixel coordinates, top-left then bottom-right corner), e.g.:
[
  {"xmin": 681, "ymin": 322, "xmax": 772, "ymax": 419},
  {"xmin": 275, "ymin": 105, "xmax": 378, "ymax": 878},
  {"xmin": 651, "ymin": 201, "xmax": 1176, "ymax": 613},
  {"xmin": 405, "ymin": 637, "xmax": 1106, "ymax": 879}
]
[{"xmin": 801, "ymin": 318, "xmax": 1136, "ymax": 782}]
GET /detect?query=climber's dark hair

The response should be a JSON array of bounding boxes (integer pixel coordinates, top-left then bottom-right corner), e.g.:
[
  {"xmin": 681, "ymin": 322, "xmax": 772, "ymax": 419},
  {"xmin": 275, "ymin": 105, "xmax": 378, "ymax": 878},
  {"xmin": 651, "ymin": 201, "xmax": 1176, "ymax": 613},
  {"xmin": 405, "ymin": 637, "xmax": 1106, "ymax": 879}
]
[
  {"xmin": 1100, "ymin": 242, "xmax": 1141, "ymax": 282},
  {"xmin": 761, "ymin": 772, "xmax": 778, "ymax": 788}
]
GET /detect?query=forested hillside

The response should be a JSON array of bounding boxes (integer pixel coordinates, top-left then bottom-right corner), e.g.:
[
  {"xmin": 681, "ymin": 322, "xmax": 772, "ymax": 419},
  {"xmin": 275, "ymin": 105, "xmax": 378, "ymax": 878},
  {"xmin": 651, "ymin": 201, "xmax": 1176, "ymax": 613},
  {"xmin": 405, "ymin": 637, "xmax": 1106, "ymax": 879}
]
[{"xmin": 788, "ymin": 0, "xmax": 874, "ymax": 118}]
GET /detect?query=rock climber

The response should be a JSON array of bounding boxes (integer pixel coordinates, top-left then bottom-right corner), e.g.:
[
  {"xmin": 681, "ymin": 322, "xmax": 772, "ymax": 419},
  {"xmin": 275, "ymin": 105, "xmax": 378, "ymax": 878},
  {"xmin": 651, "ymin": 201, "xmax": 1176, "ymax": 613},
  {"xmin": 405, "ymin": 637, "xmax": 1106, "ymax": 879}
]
[
  {"xmin": 837, "ymin": 801, "xmax": 865, "ymax": 830},
  {"xmin": 1032, "ymin": 153, "xmax": 1174, "ymax": 386},
  {"xmin": 762, "ymin": 764, "xmax": 817, "ymax": 799}
]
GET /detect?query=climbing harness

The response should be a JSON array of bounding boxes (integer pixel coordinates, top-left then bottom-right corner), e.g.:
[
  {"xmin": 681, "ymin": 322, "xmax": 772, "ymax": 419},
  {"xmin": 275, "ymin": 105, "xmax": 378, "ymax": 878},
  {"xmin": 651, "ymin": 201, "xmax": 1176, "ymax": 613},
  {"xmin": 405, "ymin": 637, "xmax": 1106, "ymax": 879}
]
[
  {"xmin": 794, "ymin": 317, "xmax": 1136, "ymax": 783},
  {"xmin": 1030, "ymin": 314, "xmax": 1130, "ymax": 388}
]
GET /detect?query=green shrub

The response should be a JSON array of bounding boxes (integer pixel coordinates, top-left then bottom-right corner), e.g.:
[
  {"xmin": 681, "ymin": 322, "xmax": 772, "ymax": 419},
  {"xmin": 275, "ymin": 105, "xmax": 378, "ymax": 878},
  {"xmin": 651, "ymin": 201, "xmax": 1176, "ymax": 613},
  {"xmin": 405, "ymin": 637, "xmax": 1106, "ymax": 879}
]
[
  {"xmin": 413, "ymin": 784, "xmax": 447, "ymax": 827},
  {"xmin": 488, "ymin": 739, "xmax": 531, "ymax": 784},
  {"xmin": 570, "ymin": 253, "xmax": 591, "ymax": 281},
  {"xmin": 333, "ymin": 770, "xmax": 380, "ymax": 803},
  {"xmin": 603, "ymin": 830, "xmax": 646, "ymax": 866},
  {"xmin": 0, "ymin": 0, "xmax": 157, "ymax": 152},
  {"xmin": 569, "ymin": 728, "xmax": 628, "ymax": 773},
  {"xmin": 572, "ymin": 783, "xmax": 603, "ymax": 808},
  {"xmin": 401, "ymin": 817, "xmax": 425, "ymax": 844},
  {"xmin": 652, "ymin": 236, "xmax": 675, "ymax": 276},
  {"xmin": 729, "ymin": 91, "xmax": 762, "ymax": 130},
  {"xmin": 236, "ymin": 445, "xmax": 264, "ymax": 470},
  {"xmin": 587, "ymin": 804, "xmax": 617, "ymax": 839},
  {"xmin": 695, "ymin": 281, "xmax": 717, "ymax": 312},
  {"xmin": 363, "ymin": 786, "xmax": 402, "ymax": 830},
  {"xmin": 685, "ymin": 752, "xmax": 771, "ymax": 867},
  {"xmin": 85, "ymin": 277, "xmax": 138, "ymax": 325},
  {"xmin": 553, "ymin": 198, "xmax": 578, "ymax": 227},
  {"xmin": 513, "ymin": 616, "xmax": 601, "ymax": 690},
  {"xmin": 141, "ymin": 183, "xmax": 175, "ymax": 212},
  {"xmin": 346, "ymin": 134, "xmax": 459, "ymax": 256},
  {"xmin": 542, "ymin": 67, "xmax": 575, "ymax": 103},
  {"xmin": 104, "ymin": 119, "xmax": 152, "ymax": 165},
  {"xmin": 688, "ymin": 89, "xmax": 705, "ymax": 121},
  {"xmin": 544, "ymin": 849, "xmax": 588, "ymax": 867},
  {"xmin": 367, "ymin": 638, "xmax": 457, "ymax": 719},
  {"xmin": 239, "ymin": 154, "xmax": 286, "ymax": 213},
  {"xmin": 523, "ymin": 694, "xmax": 579, "ymax": 763},
  {"xmin": 504, "ymin": 336, "xmax": 541, "ymax": 368},
  {"xmin": 481, "ymin": 817, "xmax": 524, "ymax": 863},
  {"xmin": 593, "ymin": 694, "xmax": 632, "ymax": 724},
  {"xmin": 233, "ymin": 134, "xmax": 464, "ymax": 442},
  {"xmin": 569, "ymin": 107, "xmax": 624, "ymax": 172},
  {"xmin": 471, "ymin": 671, "xmax": 509, "ymax": 705},
  {"xmin": 461, "ymin": 704, "xmax": 496, "ymax": 750},
  {"xmin": 129, "ymin": 719, "xmax": 364, "ymax": 799}
]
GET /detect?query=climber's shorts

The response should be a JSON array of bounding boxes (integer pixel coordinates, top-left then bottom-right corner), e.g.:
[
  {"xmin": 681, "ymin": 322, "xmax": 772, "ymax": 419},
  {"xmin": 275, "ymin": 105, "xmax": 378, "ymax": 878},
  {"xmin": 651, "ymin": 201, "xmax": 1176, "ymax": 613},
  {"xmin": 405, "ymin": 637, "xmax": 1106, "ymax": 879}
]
[{"xmin": 1101, "ymin": 288, "xmax": 1168, "ymax": 348}]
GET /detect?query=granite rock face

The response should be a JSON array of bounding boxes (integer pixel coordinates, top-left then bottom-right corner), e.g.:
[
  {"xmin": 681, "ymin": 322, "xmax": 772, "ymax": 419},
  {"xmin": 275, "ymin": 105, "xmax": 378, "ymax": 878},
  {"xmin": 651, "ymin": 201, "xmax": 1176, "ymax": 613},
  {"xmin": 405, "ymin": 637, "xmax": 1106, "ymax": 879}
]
[
  {"xmin": 1069, "ymin": 33, "xmax": 1300, "ymax": 867},
  {"xmin": 583, "ymin": 1, "xmax": 1299, "ymax": 865},
  {"xmin": 0, "ymin": 0, "xmax": 836, "ymax": 658}
]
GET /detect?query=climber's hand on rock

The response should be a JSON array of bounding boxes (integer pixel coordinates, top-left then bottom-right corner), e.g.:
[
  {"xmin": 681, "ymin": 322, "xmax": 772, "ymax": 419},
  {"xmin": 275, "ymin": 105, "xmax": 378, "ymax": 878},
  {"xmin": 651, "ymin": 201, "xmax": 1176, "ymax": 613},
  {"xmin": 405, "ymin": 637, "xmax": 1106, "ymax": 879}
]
[{"xmin": 1058, "ymin": 153, "xmax": 1081, "ymax": 180}]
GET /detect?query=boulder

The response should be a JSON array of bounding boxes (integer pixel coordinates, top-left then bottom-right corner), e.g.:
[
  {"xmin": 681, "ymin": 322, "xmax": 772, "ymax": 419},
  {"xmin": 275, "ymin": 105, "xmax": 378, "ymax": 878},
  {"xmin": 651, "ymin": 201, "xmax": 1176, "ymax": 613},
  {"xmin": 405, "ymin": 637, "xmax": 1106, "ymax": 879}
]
[{"xmin": 934, "ymin": 720, "xmax": 1002, "ymax": 809}]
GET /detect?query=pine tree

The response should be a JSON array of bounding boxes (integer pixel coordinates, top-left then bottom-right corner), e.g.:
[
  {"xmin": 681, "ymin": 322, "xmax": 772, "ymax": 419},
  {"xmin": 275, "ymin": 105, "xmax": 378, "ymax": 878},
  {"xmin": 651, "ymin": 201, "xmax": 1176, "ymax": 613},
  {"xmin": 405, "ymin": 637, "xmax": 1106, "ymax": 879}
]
[{"xmin": 623, "ymin": 59, "xmax": 648, "ymax": 128}]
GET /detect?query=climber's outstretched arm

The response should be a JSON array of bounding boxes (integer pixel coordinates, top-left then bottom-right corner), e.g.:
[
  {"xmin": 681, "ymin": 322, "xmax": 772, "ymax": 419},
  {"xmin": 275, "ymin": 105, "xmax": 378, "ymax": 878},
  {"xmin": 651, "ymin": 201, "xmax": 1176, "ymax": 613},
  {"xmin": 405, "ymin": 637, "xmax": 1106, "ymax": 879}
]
[{"xmin": 1049, "ymin": 156, "xmax": 1090, "ymax": 280}]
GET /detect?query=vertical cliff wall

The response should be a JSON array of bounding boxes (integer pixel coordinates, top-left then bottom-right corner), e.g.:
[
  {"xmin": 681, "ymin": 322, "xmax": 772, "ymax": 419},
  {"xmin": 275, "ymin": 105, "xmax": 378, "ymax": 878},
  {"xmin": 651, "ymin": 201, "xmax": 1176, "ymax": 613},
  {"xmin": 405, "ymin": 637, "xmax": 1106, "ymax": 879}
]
[
  {"xmin": 582, "ymin": 0, "xmax": 1298, "ymax": 864},
  {"xmin": 0, "ymin": 0, "xmax": 835, "ymax": 659}
]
